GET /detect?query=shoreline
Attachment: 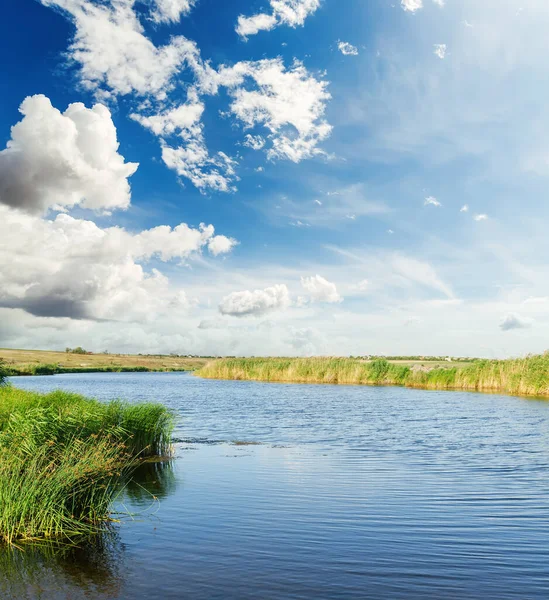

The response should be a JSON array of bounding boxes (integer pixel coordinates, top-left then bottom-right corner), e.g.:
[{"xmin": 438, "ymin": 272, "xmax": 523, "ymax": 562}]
[
  {"xmin": 7, "ymin": 366, "xmax": 198, "ymax": 377},
  {"xmin": 0, "ymin": 348, "xmax": 209, "ymax": 377}
]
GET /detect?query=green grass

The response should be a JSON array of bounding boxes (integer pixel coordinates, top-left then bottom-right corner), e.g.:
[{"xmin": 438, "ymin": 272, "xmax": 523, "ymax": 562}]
[
  {"xmin": 4, "ymin": 363, "xmax": 192, "ymax": 376},
  {"xmin": 198, "ymin": 354, "xmax": 549, "ymax": 397},
  {"xmin": 0, "ymin": 386, "xmax": 174, "ymax": 546}
]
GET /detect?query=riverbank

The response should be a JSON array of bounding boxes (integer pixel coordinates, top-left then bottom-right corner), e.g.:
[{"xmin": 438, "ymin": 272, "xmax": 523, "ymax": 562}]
[
  {"xmin": 0, "ymin": 348, "xmax": 208, "ymax": 376},
  {"xmin": 0, "ymin": 383, "xmax": 173, "ymax": 546},
  {"xmin": 198, "ymin": 355, "xmax": 549, "ymax": 397}
]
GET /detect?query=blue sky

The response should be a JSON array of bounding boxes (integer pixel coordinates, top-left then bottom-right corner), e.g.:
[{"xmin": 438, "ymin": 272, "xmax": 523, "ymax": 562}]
[{"xmin": 0, "ymin": 0, "xmax": 548, "ymax": 357}]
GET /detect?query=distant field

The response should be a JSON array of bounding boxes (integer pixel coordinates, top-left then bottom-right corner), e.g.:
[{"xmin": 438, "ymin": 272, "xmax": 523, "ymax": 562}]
[{"xmin": 0, "ymin": 348, "xmax": 208, "ymax": 375}]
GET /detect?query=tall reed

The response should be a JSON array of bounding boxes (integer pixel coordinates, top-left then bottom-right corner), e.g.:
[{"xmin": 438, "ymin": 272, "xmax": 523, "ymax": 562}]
[
  {"xmin": 198, "ymin": 354, "xmax": 549, "ymax": 397},
  {"xmin": 0, "ymin": 386, "xmax": 174, "ymax": 545}
]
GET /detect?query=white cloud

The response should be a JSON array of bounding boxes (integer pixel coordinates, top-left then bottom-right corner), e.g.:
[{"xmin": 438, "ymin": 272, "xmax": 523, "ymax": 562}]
[
  {"xmin": 132, "ymin": 88, "xmax": 238, "ymax": 193},
  {"xmin": 474, "ymin": 214, "xmax": 488, "ymax": 221},
  {"xmin": 150, "ymin": 0, "xmax": 197, "ymax": 24},
  {"xmin": 218, "ymin": 58, "xmax": 332, "ymax": 163},
  {"xmin": 301, "ymin": 275, "xmax": 342, "ymax": 303},
  {"xmin": 208, "ymin": 235, "xmax": 239, "ymax": 256},
  {"xmin": 424, "ymin": 196, "xmax": 441, "ymax": 207},
  {"xmin": 401, "ymin": 0, "xmax": 423, "ymax": 13},
  {"xmin": 243, "ymin": 134, "xmax": 266, "ymax": 151},
  {"xmin": 0, "ymin": 95, "xmax": 138, "ymax": 214},
  {"xmin": 235, "ymin": 13, "xmax": 278, "ymax": 38},
  {"xmin": 0, "ymin": 205, "xmax": 237, "ymax": 321},
  {"xmin": 460, "ymin": 204, "xmax": 469, "ymax": 212},
  {"xmin": 236, "ymin": 0, "xmax": 320, "ymax": 39},
  {"xmin": 41, "ymin": 0, "xmax": 201, "ymax": 100},
  {"xmin": 219, "ymin": 284, "xmax": 291, "ymax": 317},
  {"xmin": 338, "ymin": 41, "xmax": 359, "ymax": 56},
  {"xmin": 401, "ymin": 0, "xmax": 443, "ymax": 11},
  {"xmin": 500, "ymin": 313, "xmax": 532, "ymax": 331},
  {"xmin": 161, "ymin": 146, "xmax": 238, "ymax": 193},
  {"xmin": 41, "ymin": 2, "xmax": 332, "ymax": 191},
  {"xmin": 434, "ymin": 44, "xmax": 447, "ymax": 59}
]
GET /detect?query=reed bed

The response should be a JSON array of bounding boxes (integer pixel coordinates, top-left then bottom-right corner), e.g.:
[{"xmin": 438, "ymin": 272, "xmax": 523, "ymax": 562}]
[
  {"xmin": 0, "ymin": 386, "xmax": 174, "ymax": 546},
  {"xmin": 198, "ymin": 354, "xmax": 549, "ymax": 397}
]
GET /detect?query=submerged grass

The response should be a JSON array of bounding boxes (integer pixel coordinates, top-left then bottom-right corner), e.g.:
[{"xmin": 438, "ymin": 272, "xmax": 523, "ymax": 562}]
[
  {"xmin": 198, "ymin": 354, "xmax": 549, "ymax": 397},
  {"xmin": 0, "ymin": 386, "xmax": 174, "ymax": 546}
]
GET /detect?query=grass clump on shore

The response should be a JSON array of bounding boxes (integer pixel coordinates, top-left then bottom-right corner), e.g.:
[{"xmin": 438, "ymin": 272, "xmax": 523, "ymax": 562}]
[
  {"xmin": 198, "ymin": 354, "xmax": 549, "ymax": 397},
  {"xmin": 0, "ymin": 386, "xmax": 174, "ymax": 546}
]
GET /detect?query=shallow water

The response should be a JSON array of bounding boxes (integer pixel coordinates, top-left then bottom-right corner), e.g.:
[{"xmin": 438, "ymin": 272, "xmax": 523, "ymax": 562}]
[{"xmin": 2, "ymin": 372, "xmax": 549, "ymax": 599}]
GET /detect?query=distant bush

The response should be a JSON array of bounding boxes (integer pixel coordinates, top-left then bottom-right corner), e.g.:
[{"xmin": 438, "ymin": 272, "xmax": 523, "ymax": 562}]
[{"xmin": 65, "ymin": 346, "xmax": 89, "ymax": 354}]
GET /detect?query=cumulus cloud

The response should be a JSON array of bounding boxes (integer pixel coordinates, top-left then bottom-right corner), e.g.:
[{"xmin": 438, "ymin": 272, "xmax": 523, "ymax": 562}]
[
  {"xmin": 474, "ymin": 214, "xmax": 488, "ymax": 221},
  {"xmin": 0, "ymin": 205, "xmax": 237, "ymax": 321},
  {"xmin": 338, "ymin": 41, "xmax": 359, "ymax": 56},
  {"xmin": 500, "ymin": 313, "xmax": 532, "ymax": 331},
  {"xmin": 208, "ymin": 234, "xmax": 238, "ymax": 256},
  {"xmin": 434, "ymin": 44, "xmax": 447, "ymax": 59},
  {"xmin": 424, "ymin": 196, "xmax": 441, "ymax": 207},
  {"xmin": 460, "ymin": 204, "xmax": 469, "ymax": 212},
  {"xmin": 131, "ymin": 58, "xmax": 331, "ymax": 188},
  {"xmin": 236, "ymin": 0, "xmax": 320, "ymax": 39},
  {"xmin": 0, "ymin": 95, "xmax": 138, "ymax": 214},
  {"xmin": 218, "ymin": 58, "xmax": 332, "ymax": 162},
  {"xmin": 150, "ymin": 0, "xmax": 197, "ymax": 23},
  {"xmin": 219, "ymin": 284, "xmax": 291, "ymax": 317},
  {"xmin": 41, "ymin": 0, "xmax": 202, "ymax": 100},
  {"xmin": 243, "ymin": 134, "xmax": 266, "ymax": 151},
  {"xmin": 235, "ymin": 13, "xmax": 278, "ymax": 38},
  {"xmin": 132, "ymin": 88, "xmax": 238, "ymax": 192},
  {"xmin": 401, "ymin": 0, "xmax": 423, "ymax": 12},
  {"xmin": 40, "ymin": 2, "xmax": 332, "ymax": 191},
  {"xmin": 301, "ymin": 275, "xmax": 342, "ymax": 303}
]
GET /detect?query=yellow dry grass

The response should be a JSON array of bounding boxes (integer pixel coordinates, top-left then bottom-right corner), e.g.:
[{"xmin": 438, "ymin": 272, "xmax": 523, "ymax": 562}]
[{"xmin": 0, "ymin": 348, "xmax": 208, "ymax": 374}]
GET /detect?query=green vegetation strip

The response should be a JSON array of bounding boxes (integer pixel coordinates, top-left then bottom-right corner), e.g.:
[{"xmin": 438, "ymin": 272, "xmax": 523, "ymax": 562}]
[
  {"xmin": 0, "ymin": 374, "xmax": 173, "ymax": 546},
  {"xmin": 199, "ymin": 355, "xmax": 549, "ymax": 397},
  {"xmin": 4, "ymin": 364, "xmax": 192, "ymax": 376}
]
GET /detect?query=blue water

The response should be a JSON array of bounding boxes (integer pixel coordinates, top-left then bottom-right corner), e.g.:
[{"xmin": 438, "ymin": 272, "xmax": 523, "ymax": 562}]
[{"xmin": 2, "ymin": 372, "xmax": 549, "ymax": 599}]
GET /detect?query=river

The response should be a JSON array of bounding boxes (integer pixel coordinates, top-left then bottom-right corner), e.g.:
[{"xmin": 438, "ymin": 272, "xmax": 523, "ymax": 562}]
[{"xmin": 2, "ymin": 372, "xmax": 549, "ymax": 599}]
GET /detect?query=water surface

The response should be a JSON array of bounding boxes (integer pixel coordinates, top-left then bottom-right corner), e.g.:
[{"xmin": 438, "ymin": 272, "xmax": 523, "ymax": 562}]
[{"xmin": 2, "ymin": 372, "xmax": 549, "ymax": 599}]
